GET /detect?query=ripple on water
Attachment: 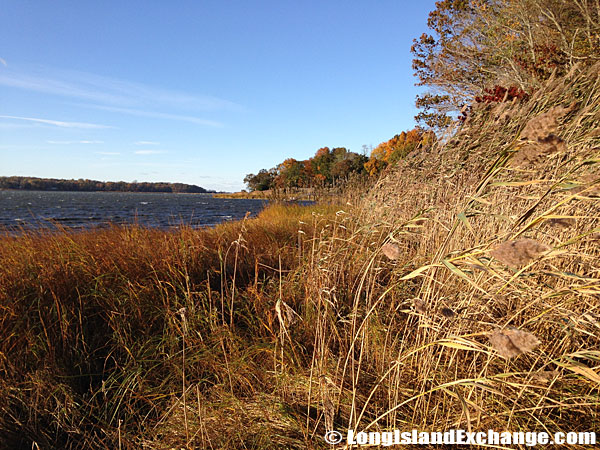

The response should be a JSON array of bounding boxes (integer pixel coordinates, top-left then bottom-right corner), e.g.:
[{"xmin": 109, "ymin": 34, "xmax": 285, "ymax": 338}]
[{"xmin": 0, "ymin": 191, "xmax": 279, "ymax": 231}]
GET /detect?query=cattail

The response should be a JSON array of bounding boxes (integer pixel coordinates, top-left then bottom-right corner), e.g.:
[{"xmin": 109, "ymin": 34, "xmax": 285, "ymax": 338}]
[
  {"xmin": 512, "ymin": 103, "xmax": 575, "ymax": 166},
  {"xmin": 177, "ymin": 307, "xmax": 188, "ymax": 335},
  {"xmin": 520, "ymin": 104, "xmax": 575, "ymax": 141},
  {"xmin": 414, "ymin": 299, "xmax": 427, "ymax": 314},
  {"xmin": 532, "ymin": 370, "xmax": 560, "ymax": 384},
  {"xmin": 512, "ymin": 135, "xmax": 567, "ymax": 167}
]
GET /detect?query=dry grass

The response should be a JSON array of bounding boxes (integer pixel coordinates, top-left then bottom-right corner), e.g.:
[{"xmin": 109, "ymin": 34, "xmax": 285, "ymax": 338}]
[
  {"xmin": 342, "ymin": 63, "xmax": 600, "ymax": 446},
  {"xmin": 2, "ymin": 64, "xmax": 600, "ymax": 449},
  {"xmin": 0, "ymin": 203, "xmax": 341, "ymax": 449}
]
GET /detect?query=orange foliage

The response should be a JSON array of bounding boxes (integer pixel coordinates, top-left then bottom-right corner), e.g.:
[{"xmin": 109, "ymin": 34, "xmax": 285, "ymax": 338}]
[{"xmin": 365, "ymin": 128, "xmax": 434, "ymax": 176}]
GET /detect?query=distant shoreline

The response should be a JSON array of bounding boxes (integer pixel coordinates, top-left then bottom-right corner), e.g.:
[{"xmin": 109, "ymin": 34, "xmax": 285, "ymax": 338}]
[
  {"xmin": 0, "ymin": 189, "xmax": 214, "ymax": 194},
  {"xmin": 0, "ymin": 176, "xmax": 214, "ymax": 194}
]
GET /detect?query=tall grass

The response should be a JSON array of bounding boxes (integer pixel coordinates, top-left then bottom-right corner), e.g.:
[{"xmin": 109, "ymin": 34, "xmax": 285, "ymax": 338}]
[
  {"xmin": 323, "ymin": 63, "xmax": 600, "ymax": 445},
  {"xmin": 0, "ymin": 203, "xmax": 341, "ymax": 448}
]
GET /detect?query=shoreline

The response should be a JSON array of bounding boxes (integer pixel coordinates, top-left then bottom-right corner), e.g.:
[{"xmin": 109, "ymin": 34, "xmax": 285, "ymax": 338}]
[
  {"xmin": 213, "ymin": 189, "xmax": 317, "ymax": 200},
  {"xmin": 0, "ymin": 188, "xmax": 216, "ymax": 195}
]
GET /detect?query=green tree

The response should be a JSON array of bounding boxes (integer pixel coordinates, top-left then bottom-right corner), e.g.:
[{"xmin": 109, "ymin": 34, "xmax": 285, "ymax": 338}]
[
  {"xmin": 276, "ymin": 158, "xmax": 306, "ymax": 189},
  {"xmin": 311, "ymin": 147, "xmax": 334, "ymax": 184},
  {"xmin": 244, "ymin": 169, "xmax": 275, "ymax": 191}
]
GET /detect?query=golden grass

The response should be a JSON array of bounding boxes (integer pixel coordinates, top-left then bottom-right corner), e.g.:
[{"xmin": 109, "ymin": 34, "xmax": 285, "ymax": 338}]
[
  {"xmin": 0, "ymin": 203, "xmax": 341, "ymax": 448},
  {"xmin": 338, "ymin": 63, "xmax": 600, "ymax": 446}
]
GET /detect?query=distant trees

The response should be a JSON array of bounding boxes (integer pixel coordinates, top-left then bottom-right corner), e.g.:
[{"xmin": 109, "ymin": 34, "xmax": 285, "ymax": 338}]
[
  {"xmin": 364, "ymin": 128, "xmax": 435, "ymax": 176},
  {"xmin": 0, "ymin": 177, "xmax": 212, "ymax": 193},
  {"xmin": 243, "ymin": 169, "xmax": 276, "ymax": 192},
  {"xmin": 277, "ymin": 158, "xmax": 307, "ymax": 189},
  {"xmin": 243, "ymin": 147, "xmax": 369, "ymax": 192},
  {"xmin": 246, "ymin": 2, "xmax": 600, "ymax": 190},
  {"xmin": 412, "ymin": 0, "xmax": 600, "ymax": 129},
  {"xmin": 243, "ymin": 131, "xmax": 434, "ymax": 191}
]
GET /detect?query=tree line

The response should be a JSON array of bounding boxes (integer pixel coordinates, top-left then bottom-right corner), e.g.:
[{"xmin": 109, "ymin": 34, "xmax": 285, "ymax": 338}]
[
  {"xmin": 244, "ymin": 128, "xmax": 435, "ymax": 192},
  {"xmin": 0, "ymin": 176, "xmax": 213, "ymax": 193},
  {"xmin": 245, "ymin": 0, "xmax": 600, "ymax": 193}
]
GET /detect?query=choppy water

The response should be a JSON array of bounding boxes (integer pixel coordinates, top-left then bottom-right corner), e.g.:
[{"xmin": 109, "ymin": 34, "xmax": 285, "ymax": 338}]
[{"xmin": 0, "ymin": 190, "xmax": 270, "ymax": 231}]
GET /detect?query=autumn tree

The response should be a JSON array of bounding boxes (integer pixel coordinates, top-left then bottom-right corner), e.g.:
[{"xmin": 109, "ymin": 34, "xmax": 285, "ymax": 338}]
[
  {"xmin": 327, "ymin": 147, "xmax": 367, "ymax": 181},
  {"xmin": 275, "ymin": 158, "xmax": 307, "ymax": 189},
  {"xmin": 365, "ymin": 128, "xmax": 434, "ymax": 176},
  {"xmin": 412, "ymin": 0, "xmax": 600, "ymax": 129},
  {"xmin": 311, "ymin": 147, "xmax": 334, "ymax": 184},
  {"xmin": 412, "ymin": 0, "xmax": 495, "ymax": 128},
  {"xmin": 243, "ymin": 147, "xmax": 368, "ymax": 190}
]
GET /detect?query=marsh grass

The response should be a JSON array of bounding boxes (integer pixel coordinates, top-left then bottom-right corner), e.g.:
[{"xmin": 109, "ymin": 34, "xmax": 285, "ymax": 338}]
[
  {"xmin": 2, "ymin": 64, "xmax": 600, "ymax": 449},
  {"xmin": 0, "ymin": 203, "xmax": 340, "ymax": 448}
]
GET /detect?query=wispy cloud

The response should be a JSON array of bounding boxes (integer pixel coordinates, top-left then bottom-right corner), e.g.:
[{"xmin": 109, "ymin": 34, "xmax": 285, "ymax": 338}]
[
  {"xmin": 0, "ymin": 57, "xmax": 7, "ymax": 67},
  {"xmin": 0, "ymin": 66, "xmax": 239, "ymax": 128},
  {"xmin": 84, "ymin": 104, "xmax": 224, "ymax": 127},
  {"xmin": 0, "ymin": 122, "xmax": 30, "ymax": 129},
  {"xmin": 47, "ymin": 140, "xmax": 104, "ymax": 144},
  {"xmin": 134, "ymin": 150, "xmax": 165, "ymax": 155},
  {"xmin": 0, "ymin": 65, "xmax": 243, "ymax": 113},
  {"xmin": 0, "ymin": 115, "xmax": 112, "ymax": 129},
  {"xmin": 134, "ymin": 140, "xmax": 160, "ymax": 146},
  {"xmin": 96, "ymin": 151, "xmax": 120, "ymax": 155}
]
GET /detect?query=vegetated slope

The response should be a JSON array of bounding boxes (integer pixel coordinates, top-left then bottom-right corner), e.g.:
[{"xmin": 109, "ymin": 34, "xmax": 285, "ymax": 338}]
[
  {"xmin": 353, "ymin": 63, "xmax": 600, "ymax": 435},
  {"xmin": 172, "ymin": 63, "xmax": 599, "ymax": 447}
]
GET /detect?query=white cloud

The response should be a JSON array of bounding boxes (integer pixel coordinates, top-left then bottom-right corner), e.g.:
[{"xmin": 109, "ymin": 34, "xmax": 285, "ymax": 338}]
[
  {"xmin": 134, "ymin": 140, "xmax": 160, "ymax": 146},
  {"xmin": 0, "ymin": 65, "xmax": 239, "ymax": 128},
  {"xmin": 0, "ymin": 57, "xmax": 7, "ymax": 67},
  {"xmin": 96, "ymin": 151, "xmax": 120, "ymax": 155},
  {"xmin": 134, "ymin": 150, "xmax": 165, "ymax": 155},
  {"xmin": 0, "ymin": 65, "xmax": 242, "ymax": 111},
  {"xmin": 86, "ymin": 104, "xmax": 223, "ymax": 127},
  {"xmin": 47, "ymin": 140, "xmax": 104, "ymax": 144},
  {"xmin": 0, "ymin": 115, "xmax": 112, "ymax": 129},
  {"xmin": 0, "ymin": 122, "xmax": 30, "ymax": 129}
]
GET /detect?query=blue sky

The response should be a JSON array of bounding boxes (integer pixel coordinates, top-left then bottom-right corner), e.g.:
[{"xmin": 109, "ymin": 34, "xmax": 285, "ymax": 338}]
[{"xmin": 0, "ymin": 0, "xmax": 436, "ymax": 191}]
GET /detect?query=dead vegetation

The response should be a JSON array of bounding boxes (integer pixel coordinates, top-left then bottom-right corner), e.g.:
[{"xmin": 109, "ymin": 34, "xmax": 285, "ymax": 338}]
[
  {"xmin": 350, "ymin": 62, "xmax": 600, "ymax": 447},
  {"xmin": 487, "ymin": 328, "xmax": 541, "ymax": 359}
]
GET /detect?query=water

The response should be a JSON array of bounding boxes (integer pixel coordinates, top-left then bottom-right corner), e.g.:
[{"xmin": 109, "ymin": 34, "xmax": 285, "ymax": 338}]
[{"xmin": 0, "ymin": 190, "xmax": 270, "ymax": 231}]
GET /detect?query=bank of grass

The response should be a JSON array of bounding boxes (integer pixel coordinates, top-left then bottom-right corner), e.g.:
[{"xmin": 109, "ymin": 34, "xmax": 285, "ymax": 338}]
[
  {"xmin": 2, "ymin": 65, "xmax": 600, "ymax": 450},
  {"xmin": 213, "ymin": 188, "xmax": 316, "ymax": 201},
  {"xmin": 213, "ymin": 190, "xmax": 275, "ymax": 199}
]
